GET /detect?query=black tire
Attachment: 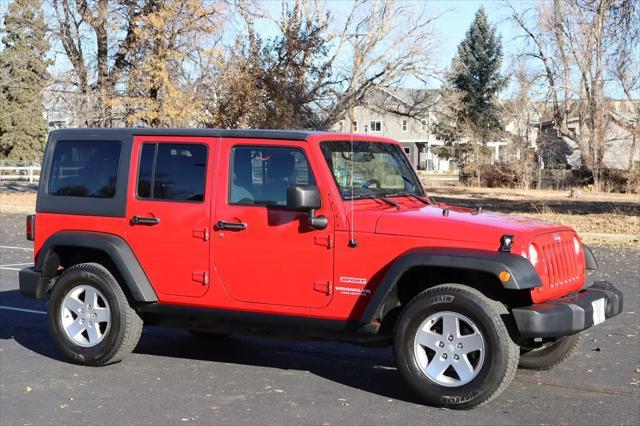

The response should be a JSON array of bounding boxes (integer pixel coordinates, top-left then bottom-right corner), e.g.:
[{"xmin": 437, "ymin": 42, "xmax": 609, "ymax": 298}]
[
  {"xmin": 518, "ymin": 333, "xmax": 583, "ymax": 370},
  {"xmin": 48, "ymin": 262, "xmax": 143, "ymax": 366},
  {"xmin": 394, "ymin": 284, "xmax": 519, "ymax": 409}
]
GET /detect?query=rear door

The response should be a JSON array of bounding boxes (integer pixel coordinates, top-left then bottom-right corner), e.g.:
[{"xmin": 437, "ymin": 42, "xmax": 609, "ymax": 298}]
[{"xmin": 126, "ymin": 136, "xmax": 213, "ymax": 299}]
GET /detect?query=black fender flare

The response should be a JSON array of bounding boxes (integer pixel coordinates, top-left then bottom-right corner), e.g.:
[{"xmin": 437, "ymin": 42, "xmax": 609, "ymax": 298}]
[
  {"xmin": 583, "ymin": 244, "xmax": 598, "ymax": 270},
  {"xmin": 359, "ymin": 247, "xmax": 542, "ymax": 324},
  {"xmin": 35, "ymin": 231, "xmax": 158, "ymax": 302}
]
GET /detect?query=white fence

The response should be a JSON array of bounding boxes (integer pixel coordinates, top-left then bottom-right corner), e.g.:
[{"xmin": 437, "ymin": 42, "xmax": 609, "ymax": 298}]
[{"xmin": 0, "ymin": 166, "xmax": 41, "ymax": 183}]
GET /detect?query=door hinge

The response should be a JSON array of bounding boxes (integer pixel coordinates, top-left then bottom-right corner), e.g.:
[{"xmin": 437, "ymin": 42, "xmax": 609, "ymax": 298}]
[
  {"xmin": 313, "ymin": 280, "xmax": 332, "ymax": 295},
  {"xmin": 193, "ymin": 228, "xmax": 210, "ymax": 241},
  {"xmin": 314, "ymin": 234, "xmax": 333, "ymax": 248},
  {"xmin": 192, "ymin": 271, "xmax": 209, "ymax": 285}
]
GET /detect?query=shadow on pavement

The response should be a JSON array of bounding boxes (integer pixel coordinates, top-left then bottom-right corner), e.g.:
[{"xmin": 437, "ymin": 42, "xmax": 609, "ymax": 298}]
[{"xmin": 0, "ymin": 288, "xmax": 421, "ymax": 405}]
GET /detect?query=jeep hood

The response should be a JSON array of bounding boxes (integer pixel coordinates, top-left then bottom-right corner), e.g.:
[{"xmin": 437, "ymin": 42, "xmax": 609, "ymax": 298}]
[{"xmin": 374, "ymin": 206, "xmax": 572, "ymax": 245}]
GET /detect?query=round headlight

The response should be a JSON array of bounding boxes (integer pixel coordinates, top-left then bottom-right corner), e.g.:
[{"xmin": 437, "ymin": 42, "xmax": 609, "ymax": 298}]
[
  {"xmin": 528, "ymin": 244, "xmax": 539, "ymax": 266},
  {"xmin": 573, "ymin": 236, "xmax": 581, "ymax": 254}
]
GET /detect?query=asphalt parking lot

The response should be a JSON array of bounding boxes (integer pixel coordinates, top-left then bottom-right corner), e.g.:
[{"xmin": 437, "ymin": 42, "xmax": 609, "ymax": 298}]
[{"xmin": 1, "ymin": 212, "xmax": 638, "ymax": 425}]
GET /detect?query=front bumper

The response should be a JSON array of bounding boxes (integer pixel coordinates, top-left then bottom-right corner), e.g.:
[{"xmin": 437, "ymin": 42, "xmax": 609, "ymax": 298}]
[
  {"xmin": 512, "ymin": 281, "xmax": 623, "ymax": 338},
  {"xmin": 19, "ymin": 267, "xmax": 50, "ymax": 299}
]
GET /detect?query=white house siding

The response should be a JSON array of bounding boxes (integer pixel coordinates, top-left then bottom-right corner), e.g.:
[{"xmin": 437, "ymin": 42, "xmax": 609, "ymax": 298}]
[{"xmin": 333, "ymin": 105, "xmax": 452, "ymax": 172}]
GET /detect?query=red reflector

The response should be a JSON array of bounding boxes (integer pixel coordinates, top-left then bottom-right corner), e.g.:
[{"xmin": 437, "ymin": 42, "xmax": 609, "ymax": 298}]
[{"xmin": 26, "ymin": 215, "xmax": 35, "ymax": 241}]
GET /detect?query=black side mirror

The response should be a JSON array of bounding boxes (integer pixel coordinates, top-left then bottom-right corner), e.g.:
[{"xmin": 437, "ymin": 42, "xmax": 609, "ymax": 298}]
[
  {"xmin": 286, "ymin": 185, "xmax": 328, "ymax": 230},
  {"xmin": 287, "ymin": 185, "xmax": 322, "ymax": 211}
]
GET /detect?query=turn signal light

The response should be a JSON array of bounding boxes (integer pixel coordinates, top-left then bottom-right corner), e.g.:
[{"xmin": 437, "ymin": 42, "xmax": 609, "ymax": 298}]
[{"xmin": 498, "ymin": 270, "xmax": 511, "ymax": 283}]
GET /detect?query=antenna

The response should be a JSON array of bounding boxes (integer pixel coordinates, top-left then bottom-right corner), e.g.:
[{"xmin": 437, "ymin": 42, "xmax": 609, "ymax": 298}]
[{"xmin": 348, "ymin": 132, "xmax": 358, "ymax": 248}]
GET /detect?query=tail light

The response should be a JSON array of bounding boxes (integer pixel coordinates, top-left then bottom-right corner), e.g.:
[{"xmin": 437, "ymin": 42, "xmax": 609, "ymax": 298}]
[{"xmin": 26, "ymin": 215, "xmax": 35, "ymax": 241}]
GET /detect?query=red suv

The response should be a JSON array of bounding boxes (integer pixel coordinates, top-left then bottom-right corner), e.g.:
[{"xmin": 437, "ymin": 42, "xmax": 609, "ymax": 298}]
[{"xmin": 19, "ymin": 128, "xmax": 622, "ymax": 408}]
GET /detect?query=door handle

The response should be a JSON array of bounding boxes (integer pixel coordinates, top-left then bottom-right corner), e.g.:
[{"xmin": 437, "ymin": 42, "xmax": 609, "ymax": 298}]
[
  {"xmin": 131, "ymin": 216, "xmax": 160, "ymax": 225},
  {"xmin": 215, "ymin": 220, "xmax": 247, "ymax": 231}
]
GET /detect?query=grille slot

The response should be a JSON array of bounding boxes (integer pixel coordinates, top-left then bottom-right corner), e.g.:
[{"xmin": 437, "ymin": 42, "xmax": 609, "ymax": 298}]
[{"xmin": 539, "ymin": 235, "xmax": 581, "ymax": 289}]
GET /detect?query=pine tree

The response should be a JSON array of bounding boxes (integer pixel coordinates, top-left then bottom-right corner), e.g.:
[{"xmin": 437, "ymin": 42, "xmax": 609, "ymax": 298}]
[
  {"xmin": 0, "ymin": 0, "xmax": 50, "ymax": 160},
  {"xmin": 452, "ymin": 6, "xmax": 505, "ymax": 143},
  {"xmin": 431, "ymin": 7, "xmax": 505, "ymax": 185}
]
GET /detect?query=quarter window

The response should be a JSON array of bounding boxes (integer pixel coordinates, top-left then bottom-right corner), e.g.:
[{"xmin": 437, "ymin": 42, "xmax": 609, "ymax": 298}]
[
  {"xmin": 48, "ymin": 141, "xmax": 121, "ymax": 198},
  {"xmin": 137, "ymin": 143, "xmax": 207, "ymax": 202},
  {"xmin": 230, "ymin": 146, "xmax": 315, "ymax": 206}
]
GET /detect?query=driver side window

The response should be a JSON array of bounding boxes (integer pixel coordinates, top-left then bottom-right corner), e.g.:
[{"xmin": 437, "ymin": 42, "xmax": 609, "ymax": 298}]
[{"xmin": 229, "ymin": 146, "xmax": 315, "ymax": 206}]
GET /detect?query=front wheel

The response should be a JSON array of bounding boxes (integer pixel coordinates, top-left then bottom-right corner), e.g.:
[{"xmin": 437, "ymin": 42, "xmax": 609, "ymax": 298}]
[
  {"xmin": 518, "ymin": 333, "xmax": 583, "ymax": 370},
  {"xmin": 394, "ymin": 284, "xmax": 519, "ymax": 409}
]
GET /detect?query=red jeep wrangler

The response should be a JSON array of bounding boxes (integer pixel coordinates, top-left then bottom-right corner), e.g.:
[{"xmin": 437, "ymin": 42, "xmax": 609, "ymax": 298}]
[{"xmin": 19, "ymin": 128, "xmax": 622, "ymax": 408}]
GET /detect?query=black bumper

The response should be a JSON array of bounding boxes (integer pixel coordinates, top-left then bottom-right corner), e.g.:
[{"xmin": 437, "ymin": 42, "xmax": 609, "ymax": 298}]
[
  {"xmin": 19, "ymin": 267, "xmax": 50, "ymax": 299},
  {"xmin": 512, "ymin": 281, "xmax": 623, "ymax": 338}
]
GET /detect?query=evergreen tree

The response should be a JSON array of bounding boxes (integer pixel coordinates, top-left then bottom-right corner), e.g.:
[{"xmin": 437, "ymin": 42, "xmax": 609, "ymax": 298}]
[
  {"xmin": 451, "ymin": 6, "xmax": 506, "ymax": 143},
  {"xmin": 0, "ymin": 0, "xmax": 50, "ymax": 160},
  {"xmin": 432, "ymin": 7, "xmax": 505, "ymax": 184}
]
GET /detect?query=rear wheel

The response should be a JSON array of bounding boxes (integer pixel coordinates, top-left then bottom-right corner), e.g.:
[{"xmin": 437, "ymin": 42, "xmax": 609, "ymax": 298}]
[
  {"xmin": 48, "ymin": 263, "xmax": 143, "ymax": 366},
  {"xmin": 394, "ymin": 284, "xmax": 519, "ymax": 409},
  {"xmin": 518, "ymin": 333, "xmax": 583, "ymax": 370}
]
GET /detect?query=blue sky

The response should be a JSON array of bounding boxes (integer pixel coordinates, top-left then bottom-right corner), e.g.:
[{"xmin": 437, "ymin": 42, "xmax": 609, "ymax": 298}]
[
  {"xmin": 255, "ymin": 0, "xmax": 530, "ymax": 89},
  {"xmin": 0, "ymin": 0, "xmax": 529, "ymax": 88}
]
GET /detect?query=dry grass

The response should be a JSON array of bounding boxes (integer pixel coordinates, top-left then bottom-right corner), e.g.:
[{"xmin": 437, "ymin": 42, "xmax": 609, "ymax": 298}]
[
  {"xmin": 425, "ymin": 184, "xmax": 640, "ymax": 248},
  {"xmin": 2, "ymin": 185, "xmax": 638, "ymax": 247},
  {"xmin": 0, "ymin": 191, "xmax": 36, "ymax": 207}
]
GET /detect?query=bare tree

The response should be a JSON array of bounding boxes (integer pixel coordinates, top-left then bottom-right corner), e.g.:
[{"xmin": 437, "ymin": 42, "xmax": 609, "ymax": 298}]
[
  {"xmin": 503, "ymin": 58, "xmax": 542, "ymax": 189},
  {"xmin": 49, "ymin": 0, "xmax": 146, "ymax": 125},
  {"xmin": 49, "ymin": 0, "xmax": 226, "ymax": 127},
  {"xmin": 209, "ymin": 0, "xmax": 444, "ymax": 130},
  {"xmin": 507, "ymin": 0, "xmax": 638, "ymax": 190}
]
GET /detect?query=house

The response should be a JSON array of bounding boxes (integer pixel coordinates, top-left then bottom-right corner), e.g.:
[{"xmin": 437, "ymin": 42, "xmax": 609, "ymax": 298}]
[
  {"xmin": 530, "ymin": 100, "xmax": 639, "ymax": 171},
  {"xmin": 331, "ymin": 87, "xmax": 511, "ymax": 172},
  {"xmin": 332, "ymin": 88, "xmax": 453, "ymax": 171}
]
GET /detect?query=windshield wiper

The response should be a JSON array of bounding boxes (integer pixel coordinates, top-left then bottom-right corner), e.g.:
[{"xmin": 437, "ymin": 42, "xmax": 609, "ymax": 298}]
[
  {"xmin": 387, "ymin": 191, "xmax": 432, "ymax": 205},
  {"xmin": 346, "ymin": 194, "xmax": 399, "ymax": 207}
]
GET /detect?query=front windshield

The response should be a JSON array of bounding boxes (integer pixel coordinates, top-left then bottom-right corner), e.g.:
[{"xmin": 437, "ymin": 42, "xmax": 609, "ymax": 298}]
[{"xmin": 320, "ymin": 141, "xmax": 424, "ymax": 199}]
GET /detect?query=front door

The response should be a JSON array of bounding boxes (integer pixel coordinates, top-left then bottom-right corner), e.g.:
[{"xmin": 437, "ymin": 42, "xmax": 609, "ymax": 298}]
[
  {"xmin": 126, "ymin": 136, "xmax": 212, "ymax": 299},
  {"xmin": 213, "ymin": 139, "xmax": 334, "ymax": 308}
]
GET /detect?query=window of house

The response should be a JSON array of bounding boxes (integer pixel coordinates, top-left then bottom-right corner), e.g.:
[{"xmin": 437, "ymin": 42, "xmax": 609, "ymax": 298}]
[
  {"xmin": 421, "ymin": 119, "xmax": 428, "ymax": 131},
  {"xmin": 402, "ymin": 120, "xmax": 408, "ymax": 132},
  {"xmin": 137, "ymin": 143, "xmax": 207, "ymax": 202},
  {"xmin": 353, "ymin": 121, "xmax": 358, "ymax": 132},
  {"xmin": 48, "ymin": 141, "xmax": 121, "ymax": 198},
  {"xmin": 338, "ymin": 120, "xmax": 344, "ymax": 131},
  {"xmin": 229, "ymin": 146, "xmax": 316, "ymax": 207},
  {"xmin": 403, "ymin": 147, "xmax": 411, "ymax": 155},
  {"xmin": 370, "ymin": 121, "xmax": 382, "ymax": 132}
]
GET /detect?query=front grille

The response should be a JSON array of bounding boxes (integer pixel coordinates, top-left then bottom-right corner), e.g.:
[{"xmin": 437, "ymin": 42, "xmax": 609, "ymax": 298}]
[
  {"xmin": 532, "ymin": 231, "xmax": 585, "ymax": 302},
  {"xmin": 541, "ymin": 239, "xmax": 581, "ymax": 288}
]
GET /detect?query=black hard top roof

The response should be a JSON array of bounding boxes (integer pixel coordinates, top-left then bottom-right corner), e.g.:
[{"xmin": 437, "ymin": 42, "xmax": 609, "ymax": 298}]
[{"xmin": 49, "ymin": 128, "xmax": 317, "ymax": 141}]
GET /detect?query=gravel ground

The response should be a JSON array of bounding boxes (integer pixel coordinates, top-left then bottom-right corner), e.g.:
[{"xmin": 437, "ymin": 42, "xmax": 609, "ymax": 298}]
[{"xmin": 0, "ymin": 212, "xmax": 639, "ymax": 425}]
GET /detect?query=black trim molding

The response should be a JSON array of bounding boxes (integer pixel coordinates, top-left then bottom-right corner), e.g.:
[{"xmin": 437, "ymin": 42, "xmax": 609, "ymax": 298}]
[
  {"xmin": 359, "ymin": 247, "xmax": 543, "ymax": 324},
  {"xmin": 36, "ymin": 231, "xmax": 158, "ymax": 302},
  {"xmin": 583, "ymin": 244, "xmax": 598, "ymax": 270}
]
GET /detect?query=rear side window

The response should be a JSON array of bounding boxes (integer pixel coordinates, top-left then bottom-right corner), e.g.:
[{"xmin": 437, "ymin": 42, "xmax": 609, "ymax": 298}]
[
  {"xmin": 48, "ymin": 141, "xmax": 121, "ymax": 198},
  {"xmin": 136, "ymin": 143, "xmax": 207, "ymax": 202}
]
